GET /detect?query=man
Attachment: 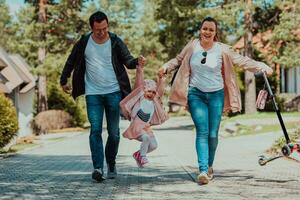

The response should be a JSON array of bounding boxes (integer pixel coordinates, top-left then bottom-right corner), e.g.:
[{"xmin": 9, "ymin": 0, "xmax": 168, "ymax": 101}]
[{"xmin": 60, "ymin": 11, "xmax": 145, "ymax": 182}]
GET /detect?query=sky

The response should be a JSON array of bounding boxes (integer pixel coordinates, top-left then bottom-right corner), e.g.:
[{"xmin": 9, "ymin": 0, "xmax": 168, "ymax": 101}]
[
  {"xmin": 5, "ymin": 0, "xmax": 24, "ymax": 15},
  {"xmin": 5, "ymin": 0, "xmax": 143, "ymax": 16}
]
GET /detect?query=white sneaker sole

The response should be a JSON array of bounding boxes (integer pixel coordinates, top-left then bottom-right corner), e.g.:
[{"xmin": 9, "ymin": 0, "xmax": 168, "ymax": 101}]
[{"xmin": 197, "ymin": 175, "xmax": 209, "ymax": 185}]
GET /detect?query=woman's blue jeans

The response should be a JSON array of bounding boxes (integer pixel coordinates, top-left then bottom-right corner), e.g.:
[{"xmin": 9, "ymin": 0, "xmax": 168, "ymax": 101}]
[
  {"xmin": 188, "ymin": 87, "xmax": 224, "ymax": 173},
  {"xmin": 86, "ymin": 91, "xmax": 121, "ymax": 170}
]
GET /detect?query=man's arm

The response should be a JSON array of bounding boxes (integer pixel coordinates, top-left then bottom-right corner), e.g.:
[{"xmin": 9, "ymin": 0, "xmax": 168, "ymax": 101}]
[
  {"xmin": 117, "ymin": 38, "xmax": 138, "ymax": 69},
  {"xmin": 60, "ymin": 39, "xmax": 81, "ymax": 87}
]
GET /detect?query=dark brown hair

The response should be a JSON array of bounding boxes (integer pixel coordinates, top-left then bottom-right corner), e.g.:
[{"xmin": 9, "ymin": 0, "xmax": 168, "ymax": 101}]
[
  {"xmin": 199, "ymin": 17, "xmax": 219, "ymax": 41},
  {"xmin": 89, "ymin": 11, "xmax": 108, "ymax": 29}
]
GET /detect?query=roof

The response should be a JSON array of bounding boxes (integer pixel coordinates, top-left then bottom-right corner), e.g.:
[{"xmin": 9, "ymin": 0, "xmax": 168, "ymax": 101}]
[
  {"xmin": 9, "ymin": 54, "xmax": 36, "ymax": 93},
  {"xmin": 0, "ymin": 48, "xmax": 36, "ymax": 94}
]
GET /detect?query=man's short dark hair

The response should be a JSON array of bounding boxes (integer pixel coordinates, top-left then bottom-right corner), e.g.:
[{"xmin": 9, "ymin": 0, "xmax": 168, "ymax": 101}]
[{"xmin": 89, "ymin": 11, "xmax": 108, "ymax": 28}]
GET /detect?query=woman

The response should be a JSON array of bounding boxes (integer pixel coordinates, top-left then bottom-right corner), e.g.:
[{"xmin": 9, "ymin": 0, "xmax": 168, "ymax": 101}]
[{"xmin": 158, "ymin": 17, "xmax": 273, "ymax": 185}]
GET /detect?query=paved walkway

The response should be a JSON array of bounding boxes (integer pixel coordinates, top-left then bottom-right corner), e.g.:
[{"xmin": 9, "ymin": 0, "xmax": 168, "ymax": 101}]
[{"xmin": 0, "ymin": 117, "xmax": 299, "ymax": 199}]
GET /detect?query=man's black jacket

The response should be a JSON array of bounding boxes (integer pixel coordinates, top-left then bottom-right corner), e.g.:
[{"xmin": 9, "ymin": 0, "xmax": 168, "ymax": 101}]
[{"xmin": 60, "ymin": 32, "xmax": 138, "ymax": 99}]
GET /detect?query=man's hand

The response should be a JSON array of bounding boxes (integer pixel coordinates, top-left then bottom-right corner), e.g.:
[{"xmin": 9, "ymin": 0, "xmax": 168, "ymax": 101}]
[
  {"xmin": 61, "ymin": 84, "xmax": 72, "ymax": 94},
  {"xmin": 138, "ymin": 55, "xmax": 146, "ymax": 67}
]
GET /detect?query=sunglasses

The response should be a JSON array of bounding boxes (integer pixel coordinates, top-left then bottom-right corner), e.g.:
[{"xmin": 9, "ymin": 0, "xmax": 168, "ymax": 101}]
[{"xmin": 201, "ymin": 51, "xmax": 207, "ymax": 64}]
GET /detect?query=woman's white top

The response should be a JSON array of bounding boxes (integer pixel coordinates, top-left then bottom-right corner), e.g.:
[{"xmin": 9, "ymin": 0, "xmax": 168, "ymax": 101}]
[{"xmin": 189, "ymin": 41, "xmax": 224, "ymax": 92}]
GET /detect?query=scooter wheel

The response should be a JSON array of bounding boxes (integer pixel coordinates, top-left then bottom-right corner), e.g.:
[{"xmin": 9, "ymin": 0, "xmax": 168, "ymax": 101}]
[
  {"xmin": 258, "ymin": 155, "xmax": 267, "ymax": 166},
  {"xmin": 296, "ymin": 144, "xmax": 300, "ymax": 153},
  {"xmin": 281, "ymin": 144, "xmax": 291, "ymax": 156}
]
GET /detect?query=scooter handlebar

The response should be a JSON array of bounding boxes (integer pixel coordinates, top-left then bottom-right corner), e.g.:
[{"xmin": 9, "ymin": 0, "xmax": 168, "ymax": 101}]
[{"xmin": 254, "ymin": 71, "xmax": 265, "ymax": 78}]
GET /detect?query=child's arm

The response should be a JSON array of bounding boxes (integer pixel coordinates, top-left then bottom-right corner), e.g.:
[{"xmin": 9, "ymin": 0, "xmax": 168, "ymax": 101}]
[
  {"xmin": 156, "ymin": 74, "xmax": 166, "ymax": 97},
  {"xmin": 133, "ymin": 55, "xmax": 146, "ymax": 90}
]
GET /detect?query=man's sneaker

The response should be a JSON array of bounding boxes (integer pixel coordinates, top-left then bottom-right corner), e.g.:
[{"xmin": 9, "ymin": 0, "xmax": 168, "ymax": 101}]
[
  {"xmin": 92, "ymin": 168, "xmax": 105, "ymax": 182},
  {"xmin": 197, "ymin": 172, "xmax": 209, "ymax": 185},
  {"xmin": 208, "ymin": 167, "xmax": 214, "ymax": 180},
  {"xmin": 133, "ymin": 151, "xmax": 142, "ymax": 167},
  {"xmin": 140, "ymin": 157, "xmax": 149, "ymax": 167},
  {"xmin": 107, "ymin": 164, "xmax": 117, "ymax": 179}
]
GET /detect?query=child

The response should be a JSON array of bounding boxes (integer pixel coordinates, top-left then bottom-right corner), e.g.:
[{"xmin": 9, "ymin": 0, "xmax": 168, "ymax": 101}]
[{"xmin": 120, "ymin": 61, "xmax": 168, "ymax": 167}]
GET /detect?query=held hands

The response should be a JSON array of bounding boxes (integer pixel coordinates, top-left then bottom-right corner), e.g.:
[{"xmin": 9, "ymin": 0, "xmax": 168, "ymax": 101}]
[{"xmin": 138, "ymin": 55, "xmax": 146, "ymax": 68}]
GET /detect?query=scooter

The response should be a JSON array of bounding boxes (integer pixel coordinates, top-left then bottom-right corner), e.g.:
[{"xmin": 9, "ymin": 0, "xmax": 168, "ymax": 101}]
[{"xmin": 254, "ymin": 71, "xmax": 300, "ymax": 166}]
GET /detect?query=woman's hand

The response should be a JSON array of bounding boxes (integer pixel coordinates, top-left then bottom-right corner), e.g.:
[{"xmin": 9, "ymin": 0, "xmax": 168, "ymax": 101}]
[
  {"xmin": 263, "ymin": 68, "xmax": 273, "ymax": 76},
  {"xmin": 158, "ymin": 67, "xmax": 166, "ymax": 77}
]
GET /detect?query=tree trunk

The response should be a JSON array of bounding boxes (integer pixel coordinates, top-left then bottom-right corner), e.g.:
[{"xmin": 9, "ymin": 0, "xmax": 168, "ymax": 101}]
[
  {"xmin": 37, "ymin": 76, "xmax": 48, "ymax": 112},
  {"xmin": 275, "ymin": 63, "xmax": 280, "ymax": 94},
  {"xmin": 244, "ymin": 0, "xmax": 256, "ymax": 114},
  {"xmin": 37, "ymin": 0, "xmax": 48, "ymax": 113}
]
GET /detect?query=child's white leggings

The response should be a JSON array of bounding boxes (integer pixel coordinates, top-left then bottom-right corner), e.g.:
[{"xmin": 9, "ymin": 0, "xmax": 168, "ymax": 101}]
[{"xmin": 137, "ymin": 133, "xmax": 157, "ymax": 157}]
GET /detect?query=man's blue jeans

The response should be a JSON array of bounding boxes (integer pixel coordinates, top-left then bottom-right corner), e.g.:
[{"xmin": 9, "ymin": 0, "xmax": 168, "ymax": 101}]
[
  {"xmin": 86, "ymin": 91, "xmax": 121, "ymax": 170},
  {"xmin": 188, "ymin": 87, "xmax": 224, "ymax": 173}
]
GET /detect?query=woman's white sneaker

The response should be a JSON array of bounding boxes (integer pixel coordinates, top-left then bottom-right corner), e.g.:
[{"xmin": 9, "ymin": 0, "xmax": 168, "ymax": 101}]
[{"xmin": 197, "ymin": 172, "xmax": 209, "ymax": 185}]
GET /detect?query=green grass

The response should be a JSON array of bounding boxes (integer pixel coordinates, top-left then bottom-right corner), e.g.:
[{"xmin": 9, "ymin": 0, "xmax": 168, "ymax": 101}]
[
  {"xmin": 223, "ymin": 112, "xmax": 300, "ymax": 123},
  {"xmin": 231, "ymin": 121, "xmax": 300, "ymax": 136},
  {"xmin": 219, "ymin": 111, "xmax": 300, "ymax": 138},
  {"xmin": 218, "ymin": 112, "xmax": 300, "ymax": 153},
  {"xmin": 46, "ymin": 136, "xmax": 66, "ymax": 141}
]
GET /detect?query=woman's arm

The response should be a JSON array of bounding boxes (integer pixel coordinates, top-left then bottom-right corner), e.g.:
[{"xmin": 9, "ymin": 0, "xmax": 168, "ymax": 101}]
[
  {"xmin": 156, "ymin": 75, "xmax": 166, "ymax": 97},
  {"xmin": 224, "ymin": 44, "xmax": 273, "ymax": 74},
  {"xmin": 159, "ymin": 39, "xmax": 194, "ymax": 76}
]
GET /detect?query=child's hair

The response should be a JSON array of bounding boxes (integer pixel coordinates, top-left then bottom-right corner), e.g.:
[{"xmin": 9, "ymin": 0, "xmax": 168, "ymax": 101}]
[{"xmin": 144, "ymin": 79, "xmax": 157, "ymax": 92}]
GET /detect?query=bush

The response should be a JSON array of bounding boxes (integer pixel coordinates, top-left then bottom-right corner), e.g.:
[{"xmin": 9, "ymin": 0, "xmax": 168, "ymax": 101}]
[
  {"xmin": 32, "ymin": 110, "xmax": 72, "ymax": 134},
  {"xmin": 263, "ymin": 95, "xmax": 286, "ymax": 112},
  {"xmin": 268, "ymin": 128, "xmax": 300, "ymax": 154},
  {"xmin": 0, "ymin": 94, "xmax": 18, "ymax": 148},
  {"xmin": 47, "ymin": 83, "xmax": 87, "ymax": 127}
]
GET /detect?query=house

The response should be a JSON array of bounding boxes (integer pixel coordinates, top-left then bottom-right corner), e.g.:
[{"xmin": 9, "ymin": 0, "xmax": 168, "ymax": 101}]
[
  {"xmin": 0, "ymin": 48, "xmax": 36, "ymax": 137},
  {"xmin": 233, "ymin": 29, "xmax": 300, "ymax": 94}
]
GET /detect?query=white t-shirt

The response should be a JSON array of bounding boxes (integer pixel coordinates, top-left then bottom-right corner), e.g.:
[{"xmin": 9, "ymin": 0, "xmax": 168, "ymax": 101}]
[
  {"xmin": 84, "ymin": 36, "xmax": 120, "ymax": 95},
  {"xmin": 189, "ymin": 41, "xmax": 224, "ymax": 92}
]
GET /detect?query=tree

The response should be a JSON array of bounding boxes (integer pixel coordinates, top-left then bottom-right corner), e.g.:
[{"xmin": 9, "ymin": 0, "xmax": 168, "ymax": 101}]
[
  {"xmin": 244, "ymin": 0, "xmax": 257, "ymax": 114},
  {"xmin": 272, "ymin": 1, "xmax": 300, "ymax": 69},
  {"xmin": 155, "ymin": 0, "xmax": 204, "ymax": 59},
  {"xmin": 6, "ymin": 1, "xmax": 90, "ymax": 125},
  {"xmin": 0, "ymin": 0, "xmax": 13, "ymax": 50},
  {"xmin": 36, "ymin": 0, "xmax": 48, "ymax": 113}
]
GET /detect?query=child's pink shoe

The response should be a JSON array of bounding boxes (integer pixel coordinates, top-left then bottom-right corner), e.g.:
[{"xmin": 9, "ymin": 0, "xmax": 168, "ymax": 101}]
[
  {"xmin": 133, "ymin": 151, "xmax": 142, "ymax": 167},
  {"xmin": 140, "ymin": 157, "xmax": 149, "ymax": 167}
]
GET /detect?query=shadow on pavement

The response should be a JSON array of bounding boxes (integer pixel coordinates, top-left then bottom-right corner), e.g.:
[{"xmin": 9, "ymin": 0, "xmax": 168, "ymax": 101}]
[
  {"xmin": 185, "ymin": 166, "xmax": 298, "ymax": 183},
  {"xmin": 154, "ymin": 124, "xmax": 194, "ymax": 131},
  {"xmin": 0, "ymin": 154, "xmax": 194, "ymax": 199}
]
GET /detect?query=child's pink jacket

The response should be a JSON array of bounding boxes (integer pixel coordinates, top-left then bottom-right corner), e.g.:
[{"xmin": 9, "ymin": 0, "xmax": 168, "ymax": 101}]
[{"xmin": 120, "ymin": 66, "xmax": 169, "ymax": 139}]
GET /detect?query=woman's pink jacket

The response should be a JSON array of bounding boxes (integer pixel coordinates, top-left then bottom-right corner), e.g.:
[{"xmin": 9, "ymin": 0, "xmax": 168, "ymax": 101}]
[{"xmin": 163, "ymin": 39, "xmax": 273, "ymax": 113}]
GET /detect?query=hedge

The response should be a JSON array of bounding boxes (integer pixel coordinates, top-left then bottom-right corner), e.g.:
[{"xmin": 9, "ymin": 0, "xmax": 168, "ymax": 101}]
[{"xmin": 0, "ymin": 94, "xmax": 18, "ymax": 149}]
